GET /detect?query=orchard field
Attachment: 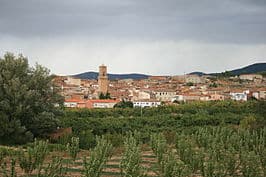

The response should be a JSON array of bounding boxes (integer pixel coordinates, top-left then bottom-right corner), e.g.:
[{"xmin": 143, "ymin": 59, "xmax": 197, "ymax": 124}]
[
  {"xmin": 1, "ymin": 126, "xmax": 266, "ymax": 177},
  {"xmin": 1, "ymin": 101, "xmax": 266, "ymax": 177}
]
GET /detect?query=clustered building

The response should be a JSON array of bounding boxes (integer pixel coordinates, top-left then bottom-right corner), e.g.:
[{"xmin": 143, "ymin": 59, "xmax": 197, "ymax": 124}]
[{"xmin": 53, "ymin": 65, "xmax": 266, "ymax": 109}]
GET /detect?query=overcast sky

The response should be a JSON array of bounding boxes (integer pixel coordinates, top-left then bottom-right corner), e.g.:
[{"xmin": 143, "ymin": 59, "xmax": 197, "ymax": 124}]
[{"xmin": 0, "ymin": 0, "xmax": 266, "ymax": 75}]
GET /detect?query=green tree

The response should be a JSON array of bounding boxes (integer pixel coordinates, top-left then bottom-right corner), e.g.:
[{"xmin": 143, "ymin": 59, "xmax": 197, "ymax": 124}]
[
  {"xmin": 0, "ymin": 52, "xmax": 63, "ymax": 144},
  {"xmin": 209, "ymin": 82, "xmax": 218, "ymax": 88},
  {"xmin": 99, "ymin": 92, "xmax": 111, "ymax": 99},
  {"xmin": 186, "ymin": 82, "xmax": 194, "ymax": 86},
  {"xmin": 114, "ymin": 100, "xmax": 133, "ymax": 108},
  {"xmin": 218, "ymin": 71, "xmax": 234, "ymax": 78}
]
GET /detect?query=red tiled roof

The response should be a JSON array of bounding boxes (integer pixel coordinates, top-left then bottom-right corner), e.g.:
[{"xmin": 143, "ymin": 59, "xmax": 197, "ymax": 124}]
[
  {"xmin": 65, "ymin": 99, "xmax": 83, "ymax": 102},
  {"xmin": 65, "ymin": 99, "xmax": 84, "ymax": 103},
  {"xmin": 86, "ymin": 99, "xmax": 119, "ymax": 103},
  {"xmin": 133, "ymin": 99, "xmax": 160, "ymax": 102}
]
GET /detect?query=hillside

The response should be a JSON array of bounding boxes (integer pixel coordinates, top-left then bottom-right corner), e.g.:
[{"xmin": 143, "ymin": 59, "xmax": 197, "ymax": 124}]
[
  {"xmin": 190, "ymin": 63, "xmax": 266, "ymax": 76},
  {"xmin": 73, "ymin": 72, "xmax": 149, "ymax": 80},
  {"xmin": 228, "ymin": 63, "xmax": 266, "ymax": 75}
]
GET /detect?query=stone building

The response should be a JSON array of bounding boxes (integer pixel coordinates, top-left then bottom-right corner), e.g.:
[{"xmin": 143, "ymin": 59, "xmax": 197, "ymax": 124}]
[
  {"xmin": 154, "ymin": 89, "xmax": 176, "ymax": 102},
  {"xmin": 98, "ymin": 64, "xmax": 109, "ymax": 95},
  {"xmin": 185, "ymin": 74, "xmax": 205, "ymax": 84},
  {"xmin": 239, "ymin": 74, "xmax": 263, "ymax": 81}
]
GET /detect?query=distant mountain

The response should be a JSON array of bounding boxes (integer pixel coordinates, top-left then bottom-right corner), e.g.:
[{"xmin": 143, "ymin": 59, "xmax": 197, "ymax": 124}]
[
  {"xmin": 72, "ymin": 63, "xmax": 266, "ymax": 80},
  {"xmin": 72, "ymin": 72, "xmax": 149, "ymax": 80},
  {"xmin": 226, "ymin": 63, "xmax": 266, "ymax": 75},
  {"xmin": 189, "ymin": 72, "xmax": 206, "ymax": 76},
  {"xmin": 190, "ymin": 63, "xmax": 266, "ymax": 76}
]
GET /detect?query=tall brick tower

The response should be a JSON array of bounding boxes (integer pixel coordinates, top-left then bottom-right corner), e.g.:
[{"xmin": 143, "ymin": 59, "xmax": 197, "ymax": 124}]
[{"xmin": 98, "ymin": 64, "xmax": 108, "ymax": 95}]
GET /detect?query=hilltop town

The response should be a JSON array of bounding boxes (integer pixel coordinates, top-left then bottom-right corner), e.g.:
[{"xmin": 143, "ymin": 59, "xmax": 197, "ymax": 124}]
[{"xmin": 53, "ymin": 65, "xmax": 266, "ymax": 109}]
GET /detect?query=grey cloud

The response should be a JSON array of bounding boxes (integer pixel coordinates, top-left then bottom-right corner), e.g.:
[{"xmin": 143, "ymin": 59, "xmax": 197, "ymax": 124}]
[{"xmin": 0, "ymin": 0, "xmax": 266, "ymax": 44}]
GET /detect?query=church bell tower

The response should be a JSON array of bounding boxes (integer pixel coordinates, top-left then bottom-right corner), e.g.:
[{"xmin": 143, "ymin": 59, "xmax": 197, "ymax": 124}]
[{"xmin": 98, "ymin": 64, "xmax": 108, "ymax": 95}]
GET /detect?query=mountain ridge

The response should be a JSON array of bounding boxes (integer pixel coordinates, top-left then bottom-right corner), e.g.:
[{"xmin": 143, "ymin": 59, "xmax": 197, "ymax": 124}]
[
  {"xmin": 190, "ymin": 63, "xmax": 266, "ymax": 76},
  {"xmin": 72, "ymin": 63, "xmax": 266, "ymax": 80},
  {"xmin": 72, "ymin": 72, "xmax": 150, "ymax": 80}
]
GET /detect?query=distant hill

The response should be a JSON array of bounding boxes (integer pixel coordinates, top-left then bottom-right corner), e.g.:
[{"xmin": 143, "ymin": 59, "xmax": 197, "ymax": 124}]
[
  {"xmin": 72, "ymin": 63, "xmax": 265, "ymax": 80},
  {"xmin": 72, "ymin": 72, "xmax": 149, "ymax": 80},
  {"xmin": 189, "ymin": 72, "xmax": 206, "ymax": 76},
  {"xmin": 190, "ymin": 63, "xmax": 266, "ymax": 76},
  {"xmin": 226, "ymin": 63, "xmax": 266, "ymax": 75}
]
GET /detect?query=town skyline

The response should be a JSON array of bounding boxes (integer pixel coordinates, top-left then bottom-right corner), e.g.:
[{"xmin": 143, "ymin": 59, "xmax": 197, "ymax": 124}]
[{"xmin": 59, "ymin": 63, "xmax": 266, "ymax": 109}]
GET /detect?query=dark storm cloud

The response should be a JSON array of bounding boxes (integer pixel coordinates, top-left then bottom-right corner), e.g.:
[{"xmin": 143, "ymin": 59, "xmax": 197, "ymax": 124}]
[{"xmin": 0, "ymin": 0, "xmax": 266, "ymax": 44}]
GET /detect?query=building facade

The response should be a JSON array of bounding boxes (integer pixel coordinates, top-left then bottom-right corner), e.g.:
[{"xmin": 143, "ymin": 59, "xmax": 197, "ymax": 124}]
[
  {"xmin": 86, "ymin": 100, "xmax": 118, "ymax": 108},
  {"xmin": 154, "ymin": 90, "xmax": 176, "ymax": 102},
  {"xmin": 230, "ymin": 90, "xmax": 249, "ymax": 101},
  {"xmin": 239, "ymin": 74, "xmax": 263, "ymax": 81},
  {"xmin": 133, "ymin": 100, "xmax": 161, "ymax": 108},
  {"xmin": 185, "ymin": 74, "xmax": 205, "ymax": 84},
  {"xmin": 98, "ymin": 64, "xmax": 109, "ymax": 95}
]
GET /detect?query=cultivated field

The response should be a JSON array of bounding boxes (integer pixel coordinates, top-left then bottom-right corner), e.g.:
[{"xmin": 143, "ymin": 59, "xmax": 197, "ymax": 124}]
[{"xmin": 1, "ymin": 127, "xmax": 265, "ymax": 177}]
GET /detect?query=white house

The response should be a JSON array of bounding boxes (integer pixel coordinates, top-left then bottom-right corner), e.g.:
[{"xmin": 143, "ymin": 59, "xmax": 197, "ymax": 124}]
[
  {"xmin": 86, "ymin": 100, "xmax": 119, "ymax": 109},
  {"xmin": 133, "ymin": 100, "xmax": 161, "ymax": 108},
  {"xmin": 154, "ymin": 90, "xmax": 176, "ymax": 102},
  {"xmin": 230, "ymin": 90, "xmax": 249, "ymax": 101},
  {"xmin": 64, "ymin": 99, "xmax": 79, "ymax": 108}
]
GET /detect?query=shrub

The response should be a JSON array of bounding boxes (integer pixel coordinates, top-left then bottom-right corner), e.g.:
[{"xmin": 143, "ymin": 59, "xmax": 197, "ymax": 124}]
[
  {"xmin": 83, "ymin": 136, "xmax": 112, "ymax": 177},
  {"xmin": 120, "ymin": 134, "xmax": 147, "ymax": 177},
  {"xmin": 66, "ymin": 137, "xmax": 80, "ymax": 161},
  {"xmin": 18, "ymin": 139, "xmax": 49, "ymax": 175}
]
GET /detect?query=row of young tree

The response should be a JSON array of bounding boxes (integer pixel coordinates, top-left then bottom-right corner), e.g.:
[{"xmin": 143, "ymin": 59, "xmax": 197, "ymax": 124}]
[
  {"xmin": 1, "ymin": 127, "xmax": 265, "ymax": 176},
  {"xmin": 151, "ymin": 127, "xmax": 266, "ymax": 177}
]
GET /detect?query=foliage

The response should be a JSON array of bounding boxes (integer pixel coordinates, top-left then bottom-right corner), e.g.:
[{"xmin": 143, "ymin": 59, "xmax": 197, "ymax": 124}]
[
  {"xmin": 174, "ymin": 127, "xmax": 266, "ymax": 177},
  {"xmin": 161, "ymin": 151, "xmax": 191, "ymax": 177},
  {"xmin": 258, "ymin": 71, "xmax": 266, "ymax": 77},
  {"xmin": 66, "ymin": 137, "xmax": 80, "ymax": 161},
  {"xmin": 240, "ymin": 150, "xmax": 261, "ymax": 177},
  {"xmin": 0, "ymin": 52, "xmax": 63, "ymax": 144},
  {"xmin": 208, "ymin": 82, "xmax": 218, "ymax": 88},
  {"xmin": 186, "ymin": 82, "xmax": 194, "ymax": 86},
  {"xmin": 83, "ymin": 136, "xmax": 112, "ymax": 177},
  {"xmin": 240, "ymin": 115, "xmax": 257, "ymax": 129},
  {"xmin": 99, "ymin": 92, "xmax": 111, "ymax": 99},
  {"xmin": 150, "ymin": 133, "xmax": 167, "ymax": 164},
  {"xmin": 120, "ymin": 134, "xmax": 147, "ymax": 177},
  {"xmin": 218, "ymin": 71, "xmax": 234, "ymax": 78},
  {"xmin": 42, "ymin": 156, "xmax": 65, "ymax": 177},
  {"xmin": 78, "ymin": 130, "xmax": 96, "ymax": 149},
  {"xmin": 114, "ymin": 100, "xmax": 133, "ymax": 108},
  {"xmin": 18, "ymin": 139, "xmax": 49, "ymax": 175},
  {"xmin": 105, "ymin": 133, "xmax": 124, "ymax": 147},
  {"xmin": 0, "ymin": 158, "xmax": 17, "ymax": 177}
]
